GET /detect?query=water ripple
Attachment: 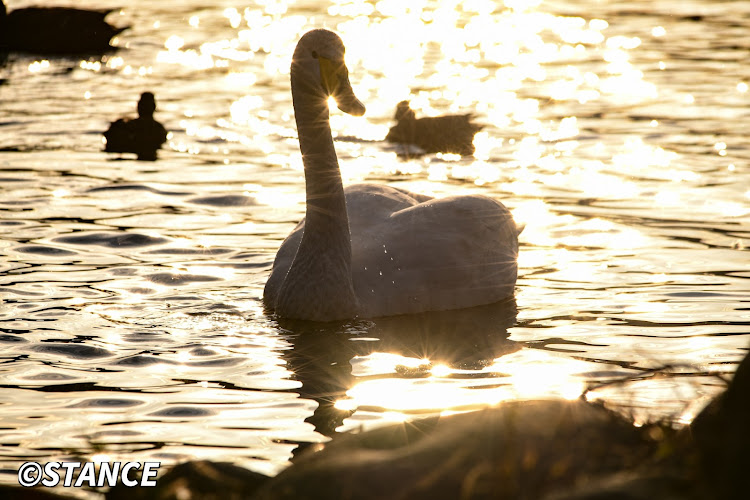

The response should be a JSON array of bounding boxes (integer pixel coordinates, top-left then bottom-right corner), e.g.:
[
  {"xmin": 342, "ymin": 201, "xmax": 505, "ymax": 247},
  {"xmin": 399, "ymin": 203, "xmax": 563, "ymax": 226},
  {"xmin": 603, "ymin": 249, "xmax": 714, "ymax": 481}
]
[
  {"xmin": 15, "ymin": 246, "xmax": 76, "ymax": 256},
  {"xmin": 29, "ymin": 343, "xmax": 112, "ymax": 359},
  {"xmin": 54, "ymin": 232, "xmax": 170, "ymax": 248},
  {"xmin": 0, "ymin": 0, "xmax": 748, "ymax": 485}
]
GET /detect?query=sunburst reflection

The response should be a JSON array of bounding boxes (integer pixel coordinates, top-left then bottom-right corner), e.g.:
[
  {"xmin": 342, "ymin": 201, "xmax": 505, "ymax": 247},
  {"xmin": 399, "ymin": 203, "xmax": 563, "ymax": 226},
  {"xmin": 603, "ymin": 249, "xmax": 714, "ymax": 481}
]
[{"xmin": 335, "ymin": 348, "xmax": 589, "ymax": 424}]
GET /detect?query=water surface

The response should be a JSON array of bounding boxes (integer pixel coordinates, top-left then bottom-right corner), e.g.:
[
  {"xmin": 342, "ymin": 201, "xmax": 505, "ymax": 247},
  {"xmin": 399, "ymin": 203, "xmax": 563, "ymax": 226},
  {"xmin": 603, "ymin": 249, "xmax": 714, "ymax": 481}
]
[{"xmin": 1, "ymin": 0, "xmax": 748, "ymax": 491}]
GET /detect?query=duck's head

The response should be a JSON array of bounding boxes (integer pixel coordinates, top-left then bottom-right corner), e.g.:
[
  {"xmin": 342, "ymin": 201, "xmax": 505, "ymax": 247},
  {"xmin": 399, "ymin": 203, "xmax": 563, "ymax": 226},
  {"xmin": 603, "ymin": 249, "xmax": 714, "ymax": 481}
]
[
  {"xmin": 137, "ymin": 92, "xmax": 157, "ymax": 118},
  {"xmin": 292, "ymin": 29, "xmax": 365, "ymax": 117},
  {"xmin": 394, "ymin": 100, "xmax": 416, "ymax": 122}
]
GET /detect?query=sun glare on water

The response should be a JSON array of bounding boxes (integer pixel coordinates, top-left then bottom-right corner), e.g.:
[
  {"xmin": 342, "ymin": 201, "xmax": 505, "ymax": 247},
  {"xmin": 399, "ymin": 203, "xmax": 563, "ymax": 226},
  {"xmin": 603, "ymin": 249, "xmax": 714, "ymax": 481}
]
[
  {"xmin": 334, "ymin": 349, "xmax": 587, "ymax": 424},
  {"xmin": 4, "ymin": 0, "xmax": 750, "ymax": 483}
]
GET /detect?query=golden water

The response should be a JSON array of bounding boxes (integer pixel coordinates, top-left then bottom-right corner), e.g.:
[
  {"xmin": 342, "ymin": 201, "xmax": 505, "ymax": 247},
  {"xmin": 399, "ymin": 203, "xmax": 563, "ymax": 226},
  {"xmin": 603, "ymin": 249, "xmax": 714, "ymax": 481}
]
[{"xmin": 0, "ymin": 0, "xmax": 748, "ymax": 487}]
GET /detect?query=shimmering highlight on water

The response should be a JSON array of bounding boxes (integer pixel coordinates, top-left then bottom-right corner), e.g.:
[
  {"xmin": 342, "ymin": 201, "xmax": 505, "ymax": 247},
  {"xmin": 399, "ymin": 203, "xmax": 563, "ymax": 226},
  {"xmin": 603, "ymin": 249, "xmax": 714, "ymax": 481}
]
[{"xmin": 0, "ymin": 0, "xmax": 748, "ymax": 487}]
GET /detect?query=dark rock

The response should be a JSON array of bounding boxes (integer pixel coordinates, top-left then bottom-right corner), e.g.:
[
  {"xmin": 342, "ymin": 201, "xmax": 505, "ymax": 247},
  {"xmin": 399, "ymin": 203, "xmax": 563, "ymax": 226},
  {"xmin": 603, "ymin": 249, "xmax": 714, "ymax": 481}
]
[
  {"xmin": 0, "ymin": 485, "xmax": 72, "ymax": 500},
  {"xmin": 106, "ymin": 461, "xmax": 268, "ymax": 500},
  {"xmin": 250, "ymin": 400, "xmax": 676, "ymax": 500}
]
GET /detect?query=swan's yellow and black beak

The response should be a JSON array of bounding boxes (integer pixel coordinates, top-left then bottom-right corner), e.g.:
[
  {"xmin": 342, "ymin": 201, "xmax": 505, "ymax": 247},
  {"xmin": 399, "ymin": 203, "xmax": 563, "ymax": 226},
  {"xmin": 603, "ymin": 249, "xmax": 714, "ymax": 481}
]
[{"xmin": 319, "ymin": 56, "xmax": 366, "ymax": 117}]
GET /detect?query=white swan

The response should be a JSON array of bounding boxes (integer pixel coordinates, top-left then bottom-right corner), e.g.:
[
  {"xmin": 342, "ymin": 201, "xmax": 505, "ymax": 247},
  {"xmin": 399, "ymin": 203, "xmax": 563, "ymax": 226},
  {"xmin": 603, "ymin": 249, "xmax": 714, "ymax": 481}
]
[{"xmin": 264, "ymin": 29, "xmax": 520, "ymax": 322}]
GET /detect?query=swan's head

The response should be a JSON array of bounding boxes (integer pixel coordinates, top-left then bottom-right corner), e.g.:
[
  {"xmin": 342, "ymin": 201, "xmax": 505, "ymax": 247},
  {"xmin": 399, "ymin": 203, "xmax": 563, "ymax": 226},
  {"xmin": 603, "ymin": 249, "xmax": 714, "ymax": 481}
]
[{"xmin": 292, "ymin": 29, "xmax": 366, "ymax": 117}]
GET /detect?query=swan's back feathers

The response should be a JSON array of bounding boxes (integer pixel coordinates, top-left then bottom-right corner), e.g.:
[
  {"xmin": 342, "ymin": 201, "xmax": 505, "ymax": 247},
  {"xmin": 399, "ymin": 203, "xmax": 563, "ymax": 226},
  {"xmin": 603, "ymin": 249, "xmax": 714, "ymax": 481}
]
[
  {"xmin": 265, "ymin": 184, "xmax": 518, "ymax": 318},
  {"xmin": 350, "ymin": 187, "xmax": 517, "ymax": 316}
]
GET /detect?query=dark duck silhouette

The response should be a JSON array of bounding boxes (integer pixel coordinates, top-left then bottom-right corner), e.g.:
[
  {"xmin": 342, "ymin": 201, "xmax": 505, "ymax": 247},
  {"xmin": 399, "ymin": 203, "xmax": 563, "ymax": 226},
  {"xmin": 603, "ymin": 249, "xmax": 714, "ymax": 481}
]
[
  {"xmin": 385, "ymin": 100, "xmax": 484, "ymax": 156},
  {"xmin": 0, "ymin": 0, "xmax": 127, "ymax": 55},
  {"xmin": 103, "ymin": 92, "xmax": 168, "ymax": 161}
]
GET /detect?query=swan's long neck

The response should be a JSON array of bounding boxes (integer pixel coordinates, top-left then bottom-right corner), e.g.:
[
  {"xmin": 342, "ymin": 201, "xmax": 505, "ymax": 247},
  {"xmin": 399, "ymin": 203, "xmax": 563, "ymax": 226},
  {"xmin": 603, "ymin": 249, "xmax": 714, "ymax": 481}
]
[
  {"xmin": 293, "ymin": 78, "xmax": 348, "ymax": 233},
  {"xmin": 274, "ymin": 68, "xmax": 358, "ymax": 321}
]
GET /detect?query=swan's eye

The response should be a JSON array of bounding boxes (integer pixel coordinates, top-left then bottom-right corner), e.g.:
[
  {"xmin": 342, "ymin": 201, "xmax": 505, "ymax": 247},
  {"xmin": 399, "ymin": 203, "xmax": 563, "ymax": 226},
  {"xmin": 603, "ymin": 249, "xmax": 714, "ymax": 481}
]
[{"xmin": 311, "ymin": 50, "xmax": 319, "ymax": 59}]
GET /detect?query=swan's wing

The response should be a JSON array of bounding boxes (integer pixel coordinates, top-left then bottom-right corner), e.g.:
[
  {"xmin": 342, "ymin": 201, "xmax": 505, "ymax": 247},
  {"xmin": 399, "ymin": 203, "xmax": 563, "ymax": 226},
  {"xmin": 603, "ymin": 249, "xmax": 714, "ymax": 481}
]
[
  {"xmin": 263, "ymin": 219, "xmax": 304, "ymax": 305},
  {"xmin": 344, "ymin": 183, "xmax": 432, "ymax": 227},
  {"xmin": 264, "ymin": 183, "xmax": 431, "ymax": 306},
  {"xmin": 351, "ymin": 194, "xmax": 518, "ymax": 317}
]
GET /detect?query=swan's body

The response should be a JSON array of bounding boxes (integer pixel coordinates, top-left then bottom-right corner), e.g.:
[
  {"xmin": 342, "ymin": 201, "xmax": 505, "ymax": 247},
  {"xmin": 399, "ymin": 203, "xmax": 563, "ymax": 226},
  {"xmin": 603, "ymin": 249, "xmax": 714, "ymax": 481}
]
[
  {"xmin": 385, "ymin": 100, "xmax": 483, "ymax": 156},
  {"xmin": 264, "ymin": 30, "xmax": 519, "ymax": 322},
  {"xmin": 104, "ymin": 92, "xmax": 167, "ymax": 161},
  {"xmin": 0, "ymin": 1, "xmax": 126, "ymax": 55}
]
